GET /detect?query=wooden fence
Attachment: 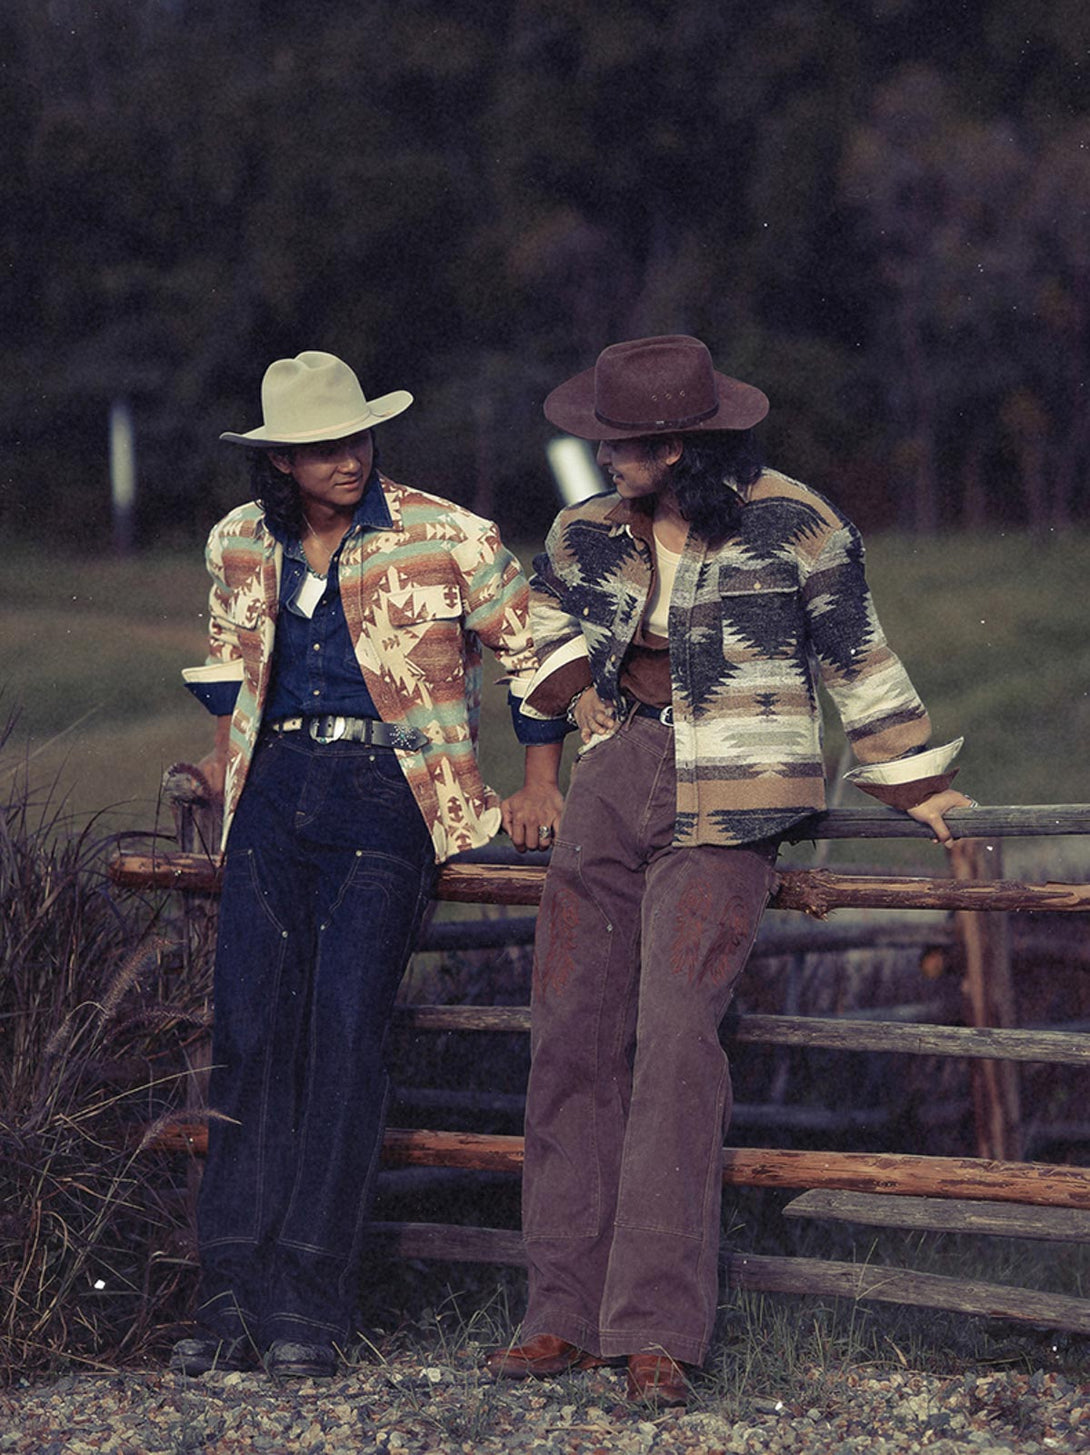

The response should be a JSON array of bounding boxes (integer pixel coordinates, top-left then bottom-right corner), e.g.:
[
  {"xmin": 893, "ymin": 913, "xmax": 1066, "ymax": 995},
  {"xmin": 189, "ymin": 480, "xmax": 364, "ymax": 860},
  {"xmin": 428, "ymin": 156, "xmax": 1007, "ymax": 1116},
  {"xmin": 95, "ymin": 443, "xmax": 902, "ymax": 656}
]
[{"xmin": 109, "ymin": 772, "xmax": 1090, "ymax": 1335}]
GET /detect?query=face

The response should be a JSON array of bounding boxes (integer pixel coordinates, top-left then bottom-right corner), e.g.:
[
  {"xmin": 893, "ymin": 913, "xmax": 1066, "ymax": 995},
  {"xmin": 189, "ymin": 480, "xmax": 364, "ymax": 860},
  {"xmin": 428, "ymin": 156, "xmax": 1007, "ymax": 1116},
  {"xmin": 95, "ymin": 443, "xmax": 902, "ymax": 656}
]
[
  {"xmin": 271, "ymin": 430, "xmax": 374, "ymax": 515},
  {"xmin": 595, "ymin": 437, "xmax": 681, "ymax": 499}
]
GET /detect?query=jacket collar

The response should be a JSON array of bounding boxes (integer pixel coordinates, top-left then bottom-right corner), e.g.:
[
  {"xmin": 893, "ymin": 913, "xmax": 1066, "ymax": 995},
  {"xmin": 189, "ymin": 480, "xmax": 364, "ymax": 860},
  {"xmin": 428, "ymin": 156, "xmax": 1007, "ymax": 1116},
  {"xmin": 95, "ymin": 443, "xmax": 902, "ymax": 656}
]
[
  {"xmin": 375, "ymin": 472, "xmax": 404, "ymax": 530},
  {"xmin": 604, "ymin": 495, "xmax": 655, "ymax": 547}
]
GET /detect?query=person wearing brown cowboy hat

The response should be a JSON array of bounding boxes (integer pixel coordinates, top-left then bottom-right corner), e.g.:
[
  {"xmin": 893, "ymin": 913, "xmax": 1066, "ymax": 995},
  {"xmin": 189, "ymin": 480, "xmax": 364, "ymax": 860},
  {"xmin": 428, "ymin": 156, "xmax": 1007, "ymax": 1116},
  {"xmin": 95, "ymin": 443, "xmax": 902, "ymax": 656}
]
[
  {"xmin": 172, "ymin": 351, "xmax": 565, "ymax": 1380},
  {"xmin": 490, "ymin": 335, "xmax": 973, "ymax": 1406}
]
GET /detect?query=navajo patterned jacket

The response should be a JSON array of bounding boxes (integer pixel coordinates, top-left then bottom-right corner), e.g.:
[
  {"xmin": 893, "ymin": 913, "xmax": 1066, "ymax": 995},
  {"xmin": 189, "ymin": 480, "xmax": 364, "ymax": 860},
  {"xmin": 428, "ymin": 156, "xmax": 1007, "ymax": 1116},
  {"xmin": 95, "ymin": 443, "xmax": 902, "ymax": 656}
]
[
  {"xmin": 523, "ymin": 469, "xmax": 933, "ymax": 848},
  {"xmin": 191, "ymin": 477, "xmax": 539, "ymax": 861}
]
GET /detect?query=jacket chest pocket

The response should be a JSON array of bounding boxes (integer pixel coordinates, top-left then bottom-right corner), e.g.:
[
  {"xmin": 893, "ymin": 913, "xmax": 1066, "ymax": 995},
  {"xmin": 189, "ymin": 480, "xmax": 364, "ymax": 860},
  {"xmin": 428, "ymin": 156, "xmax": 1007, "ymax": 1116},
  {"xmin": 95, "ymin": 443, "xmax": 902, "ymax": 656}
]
[
  {"xmin": 718, "ymin": 560, "xmax": 802, "ymax": 659},
  {"xmin": 567, "ymin": 580, "xmax": 621, "ymax": 630},
  {"xmin": 382, "ymin": 585, "xmax": 465, "ymax": 684}
]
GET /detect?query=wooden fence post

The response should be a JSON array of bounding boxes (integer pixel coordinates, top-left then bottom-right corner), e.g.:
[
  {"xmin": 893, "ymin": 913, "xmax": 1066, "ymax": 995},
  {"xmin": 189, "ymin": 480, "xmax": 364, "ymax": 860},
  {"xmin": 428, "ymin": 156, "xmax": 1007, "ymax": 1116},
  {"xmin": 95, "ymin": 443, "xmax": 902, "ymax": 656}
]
[
  {"xmin": 951, "ymin": 838, "xmax": 1022, "ymax": 1161},
  {"xmin": 161, "ymin": 763, "xmax": 220, "ymax": 1213}
]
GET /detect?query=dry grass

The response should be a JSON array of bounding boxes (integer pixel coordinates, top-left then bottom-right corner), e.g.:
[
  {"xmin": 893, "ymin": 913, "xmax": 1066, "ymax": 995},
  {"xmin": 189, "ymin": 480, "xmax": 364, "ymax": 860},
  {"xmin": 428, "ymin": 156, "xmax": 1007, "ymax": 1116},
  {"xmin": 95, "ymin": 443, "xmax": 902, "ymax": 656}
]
[{"xmin": 0, "ymin": 722, "xmax": 210, "ymax": 1382}]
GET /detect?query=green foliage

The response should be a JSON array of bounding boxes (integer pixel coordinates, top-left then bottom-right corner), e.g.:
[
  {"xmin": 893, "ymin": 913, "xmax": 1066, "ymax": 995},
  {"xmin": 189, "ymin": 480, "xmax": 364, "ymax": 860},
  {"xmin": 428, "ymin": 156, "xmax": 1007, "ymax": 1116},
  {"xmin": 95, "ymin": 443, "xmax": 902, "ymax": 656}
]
[{"xmin": 2, "ymin": 1, "xmax": 1089, "ymax": 549}]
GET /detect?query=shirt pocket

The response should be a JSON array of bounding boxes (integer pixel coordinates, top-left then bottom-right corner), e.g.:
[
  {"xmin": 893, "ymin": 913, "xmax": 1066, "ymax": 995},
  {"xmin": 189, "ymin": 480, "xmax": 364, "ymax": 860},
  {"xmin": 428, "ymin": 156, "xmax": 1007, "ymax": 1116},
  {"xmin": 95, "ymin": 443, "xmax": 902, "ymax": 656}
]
[
  {"xmin": 383, "ymin": 584, "xmax": 465, "ymax": 685},
  {"xmin": 718, "ymin": 559, "xmax": 802, "ymax": 660}
]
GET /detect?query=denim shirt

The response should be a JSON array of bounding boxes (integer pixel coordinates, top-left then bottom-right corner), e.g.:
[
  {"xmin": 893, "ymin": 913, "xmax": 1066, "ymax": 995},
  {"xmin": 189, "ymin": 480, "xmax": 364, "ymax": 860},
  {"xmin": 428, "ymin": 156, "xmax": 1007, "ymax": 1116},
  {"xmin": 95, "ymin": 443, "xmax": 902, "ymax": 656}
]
[{"xmin": 262, "ymin": 479, "xmax": 391, "ymax": 722}]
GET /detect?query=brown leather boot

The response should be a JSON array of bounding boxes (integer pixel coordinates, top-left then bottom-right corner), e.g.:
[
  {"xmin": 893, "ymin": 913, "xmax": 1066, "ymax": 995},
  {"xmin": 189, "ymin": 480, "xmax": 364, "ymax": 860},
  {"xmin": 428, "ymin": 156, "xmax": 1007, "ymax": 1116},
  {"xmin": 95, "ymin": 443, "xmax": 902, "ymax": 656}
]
[
  {"xmin": 625, "ymin": 1352, "xmax": 689, "ymax": 1406},
  {"xmin": 485, "ymin": 1333, "xmax": 600, "ymax": 1379}
]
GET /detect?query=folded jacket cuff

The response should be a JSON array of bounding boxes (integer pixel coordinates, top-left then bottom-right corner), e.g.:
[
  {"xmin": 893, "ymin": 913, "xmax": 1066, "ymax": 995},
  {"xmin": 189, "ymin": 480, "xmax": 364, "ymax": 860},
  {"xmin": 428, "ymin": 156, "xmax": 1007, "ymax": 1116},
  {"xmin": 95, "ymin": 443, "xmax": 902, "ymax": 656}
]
[
  {"xmin": 182, "ymin": 662, "xmax": 243, "ymax": 716},
  {"xmin": 853, "ymin": 770, "xmax": 959, "ymax": 811}
]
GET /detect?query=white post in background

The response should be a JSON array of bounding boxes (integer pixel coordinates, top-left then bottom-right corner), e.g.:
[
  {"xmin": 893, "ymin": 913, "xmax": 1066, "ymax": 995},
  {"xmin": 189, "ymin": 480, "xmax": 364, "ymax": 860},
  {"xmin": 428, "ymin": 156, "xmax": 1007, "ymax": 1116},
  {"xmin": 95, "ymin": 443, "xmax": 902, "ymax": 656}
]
[
  {"xmin": 110, "ymin": 398, "xmax": 136, "ymax": 555},
  {"xmin": 545, "ymin": 436, "xmax": 602, "ymax": 506}
]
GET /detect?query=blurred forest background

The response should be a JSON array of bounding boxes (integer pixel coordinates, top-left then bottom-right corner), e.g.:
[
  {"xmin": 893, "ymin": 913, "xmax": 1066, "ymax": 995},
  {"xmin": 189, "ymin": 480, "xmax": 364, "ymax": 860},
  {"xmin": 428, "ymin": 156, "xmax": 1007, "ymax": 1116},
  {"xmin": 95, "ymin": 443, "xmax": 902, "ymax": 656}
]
[{"xmin": 3, "ymin": 0, "xmax": 1090, "ymax": 552}]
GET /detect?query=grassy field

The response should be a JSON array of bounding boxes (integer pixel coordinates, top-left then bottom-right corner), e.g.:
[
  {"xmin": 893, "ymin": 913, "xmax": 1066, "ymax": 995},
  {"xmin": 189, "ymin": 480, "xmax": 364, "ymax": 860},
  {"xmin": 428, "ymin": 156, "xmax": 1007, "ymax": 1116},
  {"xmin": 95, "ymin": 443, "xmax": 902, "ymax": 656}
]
[{"xmin": 2, "ymin": 530, "xmax": 1089, "ymax": 844}]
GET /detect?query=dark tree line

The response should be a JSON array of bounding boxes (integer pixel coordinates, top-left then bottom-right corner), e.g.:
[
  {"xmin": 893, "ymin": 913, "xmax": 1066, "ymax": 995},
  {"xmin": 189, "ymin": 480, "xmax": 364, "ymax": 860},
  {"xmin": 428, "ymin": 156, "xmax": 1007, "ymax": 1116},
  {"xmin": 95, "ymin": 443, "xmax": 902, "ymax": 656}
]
[{"xmin": 2, "ymin": 0, "xmax": 1088, "ymax": 548}]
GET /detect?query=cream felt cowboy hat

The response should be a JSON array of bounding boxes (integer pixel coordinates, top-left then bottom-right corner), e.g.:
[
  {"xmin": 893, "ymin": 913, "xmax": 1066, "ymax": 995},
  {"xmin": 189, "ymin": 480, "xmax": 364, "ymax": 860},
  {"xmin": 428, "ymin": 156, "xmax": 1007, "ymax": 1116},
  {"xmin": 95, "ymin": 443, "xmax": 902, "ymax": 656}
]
[
  {"xmin": 220, "ymin": 351, "xmax": 413, "ymax": 447},
  {"xmin": 544, "ymin": 335, "xmax": 769, "ymax": 440}
]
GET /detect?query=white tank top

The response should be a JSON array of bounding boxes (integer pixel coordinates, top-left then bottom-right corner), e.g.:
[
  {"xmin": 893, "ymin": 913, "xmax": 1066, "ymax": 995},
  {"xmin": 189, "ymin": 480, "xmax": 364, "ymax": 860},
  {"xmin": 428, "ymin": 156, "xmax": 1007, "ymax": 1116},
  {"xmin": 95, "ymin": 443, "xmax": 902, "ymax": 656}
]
[{"xmin": 644, "ymin": 530, "xmax": 681, "ymax": 638}]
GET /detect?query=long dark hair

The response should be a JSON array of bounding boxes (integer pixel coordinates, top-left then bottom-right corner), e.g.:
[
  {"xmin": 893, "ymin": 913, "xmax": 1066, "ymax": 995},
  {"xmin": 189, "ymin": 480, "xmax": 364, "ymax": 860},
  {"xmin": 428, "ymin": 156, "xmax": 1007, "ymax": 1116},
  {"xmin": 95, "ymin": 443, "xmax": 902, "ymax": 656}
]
[
  {"xmin": 249, "ymin": 451, "xmax": 305, "ymax": 538},
  {"xmin": 248, "ymin": 440, "xmax": 383, "ymax": 539},
  {"xmin": 632, "ymin": 429, "xmax": 763, "ymax": 545}
]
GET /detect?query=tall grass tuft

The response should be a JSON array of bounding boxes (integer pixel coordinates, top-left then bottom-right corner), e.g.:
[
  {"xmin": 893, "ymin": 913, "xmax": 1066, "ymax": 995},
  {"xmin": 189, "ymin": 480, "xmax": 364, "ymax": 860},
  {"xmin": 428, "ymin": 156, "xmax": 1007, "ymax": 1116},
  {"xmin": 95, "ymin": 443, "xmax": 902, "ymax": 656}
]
[{"xmin": 0, "ymin": 722, "xmax": 209, "ymax": 1383}]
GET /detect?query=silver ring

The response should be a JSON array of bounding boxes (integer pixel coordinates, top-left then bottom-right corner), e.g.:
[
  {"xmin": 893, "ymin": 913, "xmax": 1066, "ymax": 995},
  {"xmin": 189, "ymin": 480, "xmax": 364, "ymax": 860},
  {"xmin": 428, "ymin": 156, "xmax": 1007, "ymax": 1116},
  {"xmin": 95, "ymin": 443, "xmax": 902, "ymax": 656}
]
[
  {"xmin": 965, "ymin": 799, "xmax": 980, "ymax": 809},
  {"xmin": 539, "ymin": 826, "xmax": 553, "ymax": 838}
]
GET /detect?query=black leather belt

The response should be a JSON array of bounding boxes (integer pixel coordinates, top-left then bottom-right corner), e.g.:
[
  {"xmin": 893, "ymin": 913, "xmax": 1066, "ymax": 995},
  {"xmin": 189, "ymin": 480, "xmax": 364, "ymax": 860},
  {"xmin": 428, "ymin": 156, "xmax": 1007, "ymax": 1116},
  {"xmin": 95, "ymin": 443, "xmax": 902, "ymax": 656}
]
[
  {"xmin": 632, "ymin": 701, "xmax": 674, "ymax": 726},
  {"xmin": 267, "ymin": 715, "xmax": 429, "ymax": 750}
]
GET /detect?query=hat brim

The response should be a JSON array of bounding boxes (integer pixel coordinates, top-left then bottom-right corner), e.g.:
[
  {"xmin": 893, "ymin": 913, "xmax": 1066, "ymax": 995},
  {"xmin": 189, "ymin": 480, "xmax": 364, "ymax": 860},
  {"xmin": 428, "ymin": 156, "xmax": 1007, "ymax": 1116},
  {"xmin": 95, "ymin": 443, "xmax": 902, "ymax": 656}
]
[
  {"xmin": 220, "ymin": 390, "xmax": 413, "ymax": 448},
  {"xmin": 543, "ymin": 366, "xmax": 769, "ymax": 440}
]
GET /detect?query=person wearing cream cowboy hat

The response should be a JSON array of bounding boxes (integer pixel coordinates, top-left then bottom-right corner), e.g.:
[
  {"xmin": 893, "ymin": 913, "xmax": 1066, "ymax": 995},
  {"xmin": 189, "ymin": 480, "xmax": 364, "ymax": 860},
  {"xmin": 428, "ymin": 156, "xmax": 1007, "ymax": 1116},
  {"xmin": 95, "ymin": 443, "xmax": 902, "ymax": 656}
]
[
  {"xmin": 174, "ymin": 351, "xmax": 566, "ymax": 1380},
  {"xmin": 487, "ymin": 334, "xmax": 975, "ymax": 1406}
]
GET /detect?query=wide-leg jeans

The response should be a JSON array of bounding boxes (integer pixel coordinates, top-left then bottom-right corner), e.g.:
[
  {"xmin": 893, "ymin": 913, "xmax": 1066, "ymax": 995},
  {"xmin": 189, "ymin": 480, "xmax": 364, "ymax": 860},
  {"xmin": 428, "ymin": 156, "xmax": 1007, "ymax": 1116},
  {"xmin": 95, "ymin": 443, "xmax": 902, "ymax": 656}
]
[
  {"xmin": 196, "ymin": 728, "xmax": 437, "ymax": 1347},
  {"xmin": 520, "ymin": 714, "xmax": 776, "ymax": 1366}
]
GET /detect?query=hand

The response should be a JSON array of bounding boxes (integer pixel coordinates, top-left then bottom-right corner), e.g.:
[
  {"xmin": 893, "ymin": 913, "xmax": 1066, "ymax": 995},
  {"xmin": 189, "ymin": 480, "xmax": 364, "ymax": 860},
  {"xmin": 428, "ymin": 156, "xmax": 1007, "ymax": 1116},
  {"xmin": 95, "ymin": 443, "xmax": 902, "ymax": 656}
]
[
  {"xmin": 194, "ymin": 715, "xmax": 231, "ymax": 802},
  {"xmin": 907, "ymin": 789, "xmax": 976, "ymax": 849},
  {"xmin": 195, "ymin": 748, "xmax": 228, "ymax": 801},
  {"xmin": 501, "ymin": 783, "xmax": 565, "ymax": 853},
  {"xmin": 573, "ymin": 686, "xmax": 618, "ymax": 743}
]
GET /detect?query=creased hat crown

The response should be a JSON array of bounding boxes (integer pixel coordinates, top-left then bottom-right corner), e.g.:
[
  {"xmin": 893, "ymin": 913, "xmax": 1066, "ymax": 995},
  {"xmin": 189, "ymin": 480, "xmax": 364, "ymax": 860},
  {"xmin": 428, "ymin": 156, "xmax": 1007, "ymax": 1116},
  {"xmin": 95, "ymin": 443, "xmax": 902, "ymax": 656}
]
[
  {"xmin": 544, "ymin": 335, "xmax": 768, "ymax": 440},
  {"xmin": 220, "ymin": 350, "xmax": 412, "ymax": 447}
]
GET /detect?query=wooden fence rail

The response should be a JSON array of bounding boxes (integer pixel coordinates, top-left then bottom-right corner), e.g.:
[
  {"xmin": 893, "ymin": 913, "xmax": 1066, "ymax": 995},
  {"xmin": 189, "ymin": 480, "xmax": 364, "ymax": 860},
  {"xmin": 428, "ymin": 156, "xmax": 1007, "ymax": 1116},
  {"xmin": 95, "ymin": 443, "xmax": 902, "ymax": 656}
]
[
  {"xmin": 111, "ymin": 779, "xmax": 1090, "ymax": 1336},
  {"xmin": 109, "ymin": 850, "xmax": 1090, "ymax": 913},
  {"xmin": 396, "ymin": 1006, "xmax": 1090, "ymax": 1066}
]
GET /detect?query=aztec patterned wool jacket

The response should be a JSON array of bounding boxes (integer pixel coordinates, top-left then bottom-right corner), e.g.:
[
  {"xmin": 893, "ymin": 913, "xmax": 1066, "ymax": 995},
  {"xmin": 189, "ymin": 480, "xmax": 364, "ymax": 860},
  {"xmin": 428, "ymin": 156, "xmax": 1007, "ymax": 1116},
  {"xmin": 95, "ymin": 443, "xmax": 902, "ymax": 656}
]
[
  {"xmin": 190, "ymin": 477, "xmax": 539, "ymax": 861},
  {"xmin": 523, "ymin": 468, "xmax": 933, "ymax": 848}
]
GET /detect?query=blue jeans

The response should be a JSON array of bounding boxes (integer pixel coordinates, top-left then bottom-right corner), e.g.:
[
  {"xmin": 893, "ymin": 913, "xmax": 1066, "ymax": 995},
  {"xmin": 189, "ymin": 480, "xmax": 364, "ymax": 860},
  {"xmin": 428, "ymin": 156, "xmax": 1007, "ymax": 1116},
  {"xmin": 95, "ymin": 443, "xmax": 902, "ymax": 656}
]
[{"xmin": 196, "ymin": 728, "xmax": 436, "ymax": 1346}]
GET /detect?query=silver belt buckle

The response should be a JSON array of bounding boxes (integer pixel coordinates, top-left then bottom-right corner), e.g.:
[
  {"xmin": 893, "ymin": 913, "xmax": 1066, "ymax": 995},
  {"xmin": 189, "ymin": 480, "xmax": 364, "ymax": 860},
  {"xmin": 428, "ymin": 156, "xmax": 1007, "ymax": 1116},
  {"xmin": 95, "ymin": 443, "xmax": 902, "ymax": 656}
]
[
  {"xmin": 309, "ymin": 715, "xmax": 347, "ymax": 744},
  {"xmin": 659, "ymin": 704, "xmax": 674, "ymax": 726}
]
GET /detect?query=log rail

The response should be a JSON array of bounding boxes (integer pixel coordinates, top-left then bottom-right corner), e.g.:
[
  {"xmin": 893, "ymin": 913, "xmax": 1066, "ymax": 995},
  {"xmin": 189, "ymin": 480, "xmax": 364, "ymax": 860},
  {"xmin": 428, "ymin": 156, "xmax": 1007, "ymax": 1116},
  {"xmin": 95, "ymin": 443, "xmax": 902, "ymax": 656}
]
[{"xmin": 110, "ymin": 852, "xmax": 1090, "ymax": 916}]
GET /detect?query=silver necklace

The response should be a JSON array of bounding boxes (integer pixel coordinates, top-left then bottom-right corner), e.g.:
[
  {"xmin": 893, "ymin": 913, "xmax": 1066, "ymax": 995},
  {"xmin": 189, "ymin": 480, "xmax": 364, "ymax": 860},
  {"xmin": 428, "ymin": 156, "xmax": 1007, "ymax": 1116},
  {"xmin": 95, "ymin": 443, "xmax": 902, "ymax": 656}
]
[{"xmin": 303, "ymin": 521, "xmax": 335, "ymax": 578}]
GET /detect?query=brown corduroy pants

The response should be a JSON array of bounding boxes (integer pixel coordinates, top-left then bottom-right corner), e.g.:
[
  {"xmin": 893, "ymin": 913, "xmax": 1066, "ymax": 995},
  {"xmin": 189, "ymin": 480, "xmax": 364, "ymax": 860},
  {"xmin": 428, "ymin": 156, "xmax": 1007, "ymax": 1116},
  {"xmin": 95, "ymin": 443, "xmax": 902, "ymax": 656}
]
[{"xmin": 520, "ymin": 713, "xmax": 777, "ymax": 1366}]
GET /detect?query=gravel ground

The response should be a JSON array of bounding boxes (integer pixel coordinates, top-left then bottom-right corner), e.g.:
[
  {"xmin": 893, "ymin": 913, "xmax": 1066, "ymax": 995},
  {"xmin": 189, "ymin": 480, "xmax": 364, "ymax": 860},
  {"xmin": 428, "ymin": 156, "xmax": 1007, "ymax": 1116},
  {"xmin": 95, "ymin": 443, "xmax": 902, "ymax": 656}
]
[{"xmin": 2, "ymin": 1348, "xmax": 1089, "ymax": 1454}]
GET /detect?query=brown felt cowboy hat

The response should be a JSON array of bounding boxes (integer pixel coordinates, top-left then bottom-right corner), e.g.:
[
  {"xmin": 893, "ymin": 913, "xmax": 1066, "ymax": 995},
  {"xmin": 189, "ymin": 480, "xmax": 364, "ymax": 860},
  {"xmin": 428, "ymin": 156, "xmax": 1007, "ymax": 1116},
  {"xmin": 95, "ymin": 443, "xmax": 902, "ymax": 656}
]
[
  {"xmin": 220, "ymin": 350, "xmax": 413, "ymax": 447},
  {"xmin": 543, "ymin": 335, "xmax": 769, "ymax": 440}
]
